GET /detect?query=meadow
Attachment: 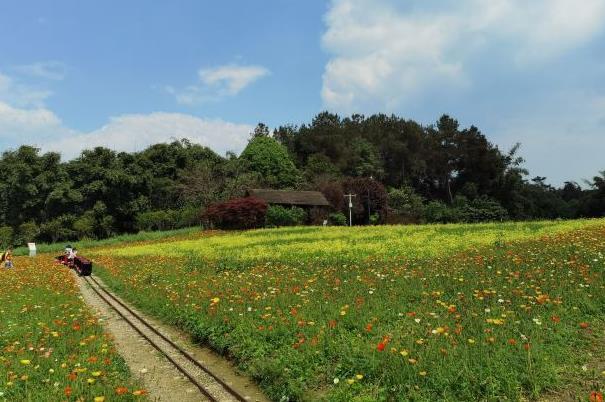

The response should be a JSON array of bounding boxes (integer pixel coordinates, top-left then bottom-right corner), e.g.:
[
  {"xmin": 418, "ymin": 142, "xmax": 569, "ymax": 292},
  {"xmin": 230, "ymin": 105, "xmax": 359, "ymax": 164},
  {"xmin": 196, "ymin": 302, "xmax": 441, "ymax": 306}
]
[
  {"xmin": 0, "ymin": 256, "xmax": 146, "ymax": 401},
  {"xmin": 87, "ymin": 219, "xmax": 605, "ymax": 401}
]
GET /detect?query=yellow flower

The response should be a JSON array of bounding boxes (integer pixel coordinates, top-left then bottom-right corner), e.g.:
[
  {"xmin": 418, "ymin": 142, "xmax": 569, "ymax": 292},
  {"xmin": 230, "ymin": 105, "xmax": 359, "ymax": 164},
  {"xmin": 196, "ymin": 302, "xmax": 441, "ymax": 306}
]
[
  {"xmin": 92, "ymin": 371, "xmax": 102, "ymax": 377},
  {"xmin": 468, "ymin": 338, "xmax": 476, "ymax": 344},
  {"xmin": 400, "ymin": 350, "xmax": 409, "ymax": 357},
  {"xmin": 20, "ymin": 359, "xmax": 31, "ymax": 365},
  {"xmin": 347, "ymin": 379, "xmax": 355, "ymax": 384},
  {"xmin": 94, "ymin": 397, "xmax": 105, "ymax": 402},
  {"xmin": 355, "ymin": 374, "xmax": 364, "ymax": 380},
  {"xmin": 211, "ymin": 297, "xmax": 220, "ymax": 304},
  {"xmin": 419, "ymin": 371, "xmax": 427, "ymax": 376},
  {"xmin": 87, "ymin": 378, "xmax": 96, "ymax": 384}
]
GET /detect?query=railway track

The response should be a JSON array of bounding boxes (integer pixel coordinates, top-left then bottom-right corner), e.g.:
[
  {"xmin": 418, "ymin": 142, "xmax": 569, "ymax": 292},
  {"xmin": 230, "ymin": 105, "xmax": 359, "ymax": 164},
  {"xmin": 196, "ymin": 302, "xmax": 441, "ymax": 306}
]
[{"xmin": 83, "ymin": 275, "xmax": 250, "ymax": 402}]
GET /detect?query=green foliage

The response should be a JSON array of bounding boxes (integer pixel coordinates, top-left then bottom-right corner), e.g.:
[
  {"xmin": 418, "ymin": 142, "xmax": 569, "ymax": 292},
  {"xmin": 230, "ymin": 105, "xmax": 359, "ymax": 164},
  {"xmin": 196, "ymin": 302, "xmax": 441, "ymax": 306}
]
[
  {"xmin": 39, "ymin": 214, "xmax": 76, "ymax": 243},
  {"xmin": 328, "ymin": 212, "xmax": 347, "ymax": 226},
  {"xmin": 16, "ymin": 221, "xmax": 39, "ymax": 245},
  {"xmin": 240, "ymin": 136, "xmax": 301, "ymax": 188},
  {"xmin": 265, "ymin": 205, "xmax": 306, "ymax": 227},
  {"xmin": 424, "ymin": 196, "xmax": 508, "ymax": 223},
  {"xmin": 0, "ymin": 115, "xmax": 602, "ymax": 243},
  {"xmin": 0, "ymin": 225, "xmax": 13, "ymax": 247},
  {"xmin": 388, "ymin": 186, "xmax": 425, "ymax": 221}
]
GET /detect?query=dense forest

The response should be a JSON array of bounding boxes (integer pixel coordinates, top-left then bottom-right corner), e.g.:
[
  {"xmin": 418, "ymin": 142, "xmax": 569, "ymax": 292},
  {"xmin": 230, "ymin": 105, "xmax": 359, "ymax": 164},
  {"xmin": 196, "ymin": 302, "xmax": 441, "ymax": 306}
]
[{"xmin": 0, "ymin": 112, "xmax": 603, "ymax": 246}]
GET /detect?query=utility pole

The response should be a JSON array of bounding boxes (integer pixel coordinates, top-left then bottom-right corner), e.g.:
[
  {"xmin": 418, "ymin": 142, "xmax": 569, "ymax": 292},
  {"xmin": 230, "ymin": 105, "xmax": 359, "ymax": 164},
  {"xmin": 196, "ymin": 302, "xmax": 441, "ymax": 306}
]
[{"xmin": 344, "ymin": 193, "xmax": 356, "ymax": 227}]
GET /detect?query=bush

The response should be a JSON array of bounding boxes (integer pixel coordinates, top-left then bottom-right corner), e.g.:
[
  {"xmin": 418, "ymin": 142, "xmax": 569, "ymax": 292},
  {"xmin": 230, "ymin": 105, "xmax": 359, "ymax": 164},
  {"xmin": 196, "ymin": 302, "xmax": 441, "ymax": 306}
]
[
  {"xmin": 462, "ymin": 197, "xmax": 509, "ymax": 222},
  {"xmin": 73, "ymin": 213, "xmax": 96, "ymax": 239},
  {"xmin": 424, "ymin": 197, "xmax": 509, "ymax": 224},
  {"xmin": 266, "ymin": 205, "xmax": 306, "ymax": 227},
  {"xmin": 0, "ymin": 226, "xmax": 13, "ymax": 247},
  {"xmin": 328, "ymin": 212, "xmax": 347, "ymax": 226},
  {"xmin": 388, "ymin": 186, "xmax": 425, "ymax": 222},
  {"xmin": 16, "ymin": 221, "xmax": 39, "ymax": 245},
  {"xmin": 204, "ymin": 197, "xmax": 268, "ymax": 230},
  {"xmin": 39, "ymin": 215, "xmax": 76, "ymax": 243},
  {"xmin": 424, "ymin": 201, "xmax": 453, "ymax": 223}
]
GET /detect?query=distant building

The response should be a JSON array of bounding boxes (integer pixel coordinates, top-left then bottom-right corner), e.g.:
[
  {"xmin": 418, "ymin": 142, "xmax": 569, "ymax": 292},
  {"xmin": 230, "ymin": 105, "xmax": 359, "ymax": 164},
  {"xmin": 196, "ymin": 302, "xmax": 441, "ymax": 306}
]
[{"xmin": 246, "ymin": 189, "xmax": 330, "ymax": 223}]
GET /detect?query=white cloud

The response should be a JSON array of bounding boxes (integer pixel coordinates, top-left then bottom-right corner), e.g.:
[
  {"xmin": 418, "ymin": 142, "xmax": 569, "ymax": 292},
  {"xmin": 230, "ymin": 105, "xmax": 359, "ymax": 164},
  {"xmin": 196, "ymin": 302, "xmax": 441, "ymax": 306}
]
[
  {"xmin": 322, "ymin": 0, "xmax": 605, "ymax": 112},
  {"xmin": 14, "ymin": 61, "xmax": 66, "ymax": 81},
  {"xmin": 199, "ymin": 65, "xmax": 269, "ymax": 96},
  {"xmin": 0, "ymin": 71, "xmax": 53, "ymax": 108},
  {"xmin": 40, "ymin": 112, "xmax": 253, "ymax": 160},
  {"xmin": 168, "ymin": 64, "xmax": 270, "ymax": 105}
]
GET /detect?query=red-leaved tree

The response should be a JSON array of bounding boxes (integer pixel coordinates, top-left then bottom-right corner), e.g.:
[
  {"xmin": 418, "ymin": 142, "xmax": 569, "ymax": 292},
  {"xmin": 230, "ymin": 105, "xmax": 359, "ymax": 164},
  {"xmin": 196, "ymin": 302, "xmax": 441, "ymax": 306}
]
[{"xmin": 203, "ymin": 197, "xmax": 268, "ymax": 230}]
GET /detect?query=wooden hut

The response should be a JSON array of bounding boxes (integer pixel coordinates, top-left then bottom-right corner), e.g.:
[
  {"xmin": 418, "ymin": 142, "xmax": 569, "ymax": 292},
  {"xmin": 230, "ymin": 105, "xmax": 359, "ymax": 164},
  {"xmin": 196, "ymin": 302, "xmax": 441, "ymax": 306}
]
[{"xmin": 246, "ymin": 189, "xmax": 330, "ymax": 224}]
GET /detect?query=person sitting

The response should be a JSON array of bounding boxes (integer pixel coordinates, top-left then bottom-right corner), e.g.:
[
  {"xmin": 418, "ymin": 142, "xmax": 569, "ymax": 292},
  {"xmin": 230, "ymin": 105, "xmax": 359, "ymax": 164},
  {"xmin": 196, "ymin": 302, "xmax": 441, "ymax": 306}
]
[{"xmin": 3, "ymin": 248, "xmax": 14, "ymax": 269}]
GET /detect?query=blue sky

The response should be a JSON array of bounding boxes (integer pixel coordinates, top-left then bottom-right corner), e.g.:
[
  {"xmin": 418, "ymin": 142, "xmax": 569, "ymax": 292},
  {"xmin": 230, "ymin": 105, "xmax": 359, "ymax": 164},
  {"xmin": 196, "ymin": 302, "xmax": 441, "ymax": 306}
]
[{"xmin": 1, "ymin": 0, "xmax": 604, "ymax": 185}]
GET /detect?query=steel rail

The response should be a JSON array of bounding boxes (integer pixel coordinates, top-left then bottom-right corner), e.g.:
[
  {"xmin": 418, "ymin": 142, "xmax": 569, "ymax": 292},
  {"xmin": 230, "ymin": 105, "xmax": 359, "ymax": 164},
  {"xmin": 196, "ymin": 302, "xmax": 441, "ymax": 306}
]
[{"xmin": 83, "ymin": 275, "xmax": 248, "ymax": 402}]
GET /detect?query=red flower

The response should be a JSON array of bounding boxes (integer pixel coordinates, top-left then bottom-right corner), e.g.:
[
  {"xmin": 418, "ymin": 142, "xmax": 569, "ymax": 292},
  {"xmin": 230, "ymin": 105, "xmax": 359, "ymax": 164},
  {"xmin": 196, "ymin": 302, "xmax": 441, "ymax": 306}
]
[
  {"xmin": 579, "ymin": 322, "xmax": 590, "ymax": 329},
  {"xmin": 589, "ymin": 391, "xmax": 603, "ymax": 402},
  {"xmin": 507, "ymin": 338, "xmax": 517, "ymax": 346},
  {"xmin": 115, "ymin": 387, "xmax": 129, "ymax": 395},
  {"xmin": 376, "ymin": 342, "xmax": 386, "ymax": 352},
  {"xmin": 523, "ymin": 343, "xmax": 531, "ymax": 351},
  {"xmin": 64, "ymin": 386, "xmax": 72, "ymax": 397}
]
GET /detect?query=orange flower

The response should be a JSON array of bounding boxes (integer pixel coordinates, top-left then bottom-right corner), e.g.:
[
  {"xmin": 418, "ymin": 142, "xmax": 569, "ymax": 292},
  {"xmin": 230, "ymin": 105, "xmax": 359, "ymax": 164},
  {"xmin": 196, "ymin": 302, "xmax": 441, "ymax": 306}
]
[
  {"xmin": 68, "ymin": 371, "xmax": 77, "ymax": 381},
  {"xmin": 115, "ymin": 386, "xmax": 129, "ymax": 395},
  {"xmin": 551, "ymin": 315, "xmax": 560, "ymax": 324},
  {"xmin": 72, "ymin": 323, "xmax": 81, "ymax": 331},
  {"xmin": 589, "ymin": 391, "xmax": 603, "ymax": 402},
  {"xmin": 579, "ymin": 322, "xmax": 590, "ymax": 329},
  {"xmin": 328, "ymin": 320, "xmax": 337, "ymax": 329},
  {"xmin": 523, "ymin": 343, "xmax": 531, "ymax": 351},
  {"xmin": 365, "ymin": 323, "xmax": 373, "ymax": 332},
  {"xmin": 507, "ymin": 339, "xmax": 517, "ymax": 346},
  {"xmin": 132, "ymin": 389, "xmax": 148, "ymax": 396},
  {"xmin": 64, "ymin": 386, "xmax": 72, "ymax": 397},
  {"xmin": 376, "ymin": 341, "xmax": 386, "ymax": 352}
]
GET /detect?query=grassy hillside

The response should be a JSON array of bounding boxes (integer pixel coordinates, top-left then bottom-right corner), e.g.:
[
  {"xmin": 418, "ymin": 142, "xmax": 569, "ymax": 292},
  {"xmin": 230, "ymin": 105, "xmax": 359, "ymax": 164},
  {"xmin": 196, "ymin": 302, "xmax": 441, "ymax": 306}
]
[
  {"xmin": 87, "ymin": 219, "xmax": 605, "ymax": 401},
  {"xmin": 0, "ymin": 256, "xmax": 145, "ymax": 401}
]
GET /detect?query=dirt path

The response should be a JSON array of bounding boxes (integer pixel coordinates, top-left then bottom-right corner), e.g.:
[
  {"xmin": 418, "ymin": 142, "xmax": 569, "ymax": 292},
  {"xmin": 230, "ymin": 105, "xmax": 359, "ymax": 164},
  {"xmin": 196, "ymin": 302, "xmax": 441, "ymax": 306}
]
[{"xmin": 75, "ymin": 272, "xmax": 268, "ymax": 402}]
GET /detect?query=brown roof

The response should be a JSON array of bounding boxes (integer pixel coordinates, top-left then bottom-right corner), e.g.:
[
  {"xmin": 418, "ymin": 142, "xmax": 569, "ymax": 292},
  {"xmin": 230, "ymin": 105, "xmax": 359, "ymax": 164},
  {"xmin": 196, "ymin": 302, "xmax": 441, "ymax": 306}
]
[{"xmin": 248, "ymin": 189, "xmax": 330, "ymax": 207}]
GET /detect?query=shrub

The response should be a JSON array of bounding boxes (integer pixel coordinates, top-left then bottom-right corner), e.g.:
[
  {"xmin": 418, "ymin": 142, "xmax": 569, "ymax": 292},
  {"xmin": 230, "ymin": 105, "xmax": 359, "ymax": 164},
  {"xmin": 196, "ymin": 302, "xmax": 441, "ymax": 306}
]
[
  {"xmin": 423, "ymin": 201, "xmax": 452, "ymax": 223},
  {"xmin": 16, "ymin": 221, "xmax": 39, "ymax": 245},
  {"xmin": 388, "ymin": 186, "xmax": 425, "ymax": 222},
  {"xmin": 39, "ymin": 215, "xmax": 76, "ymax": 243},
  {"xmin": 204, "ymin": 197, "xmax": 268, "ymax": 230},
  {"xmin": 73, "ymin": 213, "xmax": 96, "ymax": 239},
  {"xmin": 328, "ymin": 212, "xmax": 347, "ymax": 226},
  {"xmin": 266, "ymin": 205, "xmax": 306, "ymax": 227},
  {"xmin": 0, "ymin": 226, "xmax": 13, "ymax": 247}
]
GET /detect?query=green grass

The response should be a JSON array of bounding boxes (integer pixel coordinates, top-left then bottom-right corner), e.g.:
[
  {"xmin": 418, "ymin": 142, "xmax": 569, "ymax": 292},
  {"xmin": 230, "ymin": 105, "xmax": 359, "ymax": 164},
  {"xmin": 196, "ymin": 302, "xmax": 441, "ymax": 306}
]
[
  {"xmin": 12, "ymin": 227, "xmax": 202, "ymax": 256},
  {"xmin": 0, "ymin": 256, "xmax": 146, "ymax": 401},
  {"xmin": 88, "ymin": 219, "xmax": 605, "ymax": 401}
]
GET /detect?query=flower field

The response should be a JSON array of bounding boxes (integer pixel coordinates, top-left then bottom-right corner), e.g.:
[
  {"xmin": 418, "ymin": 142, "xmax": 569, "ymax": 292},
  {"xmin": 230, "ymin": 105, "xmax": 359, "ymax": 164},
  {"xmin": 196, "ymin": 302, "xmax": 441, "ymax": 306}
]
[
  {"xmin": 0, "ymin": 257, "xmax": 145, "ymax": 401},
  {"xmin": 89, "ymin": 219, "xmax": 605, "ymax": 401}
]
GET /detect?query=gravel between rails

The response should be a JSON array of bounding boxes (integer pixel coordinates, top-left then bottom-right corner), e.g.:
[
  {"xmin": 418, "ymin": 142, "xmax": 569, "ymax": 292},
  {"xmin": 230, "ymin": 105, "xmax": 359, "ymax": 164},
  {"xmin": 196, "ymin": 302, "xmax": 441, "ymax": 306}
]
[{"xmin": 75, "ymin": 271, "xmax": 268, "ymax": 402}]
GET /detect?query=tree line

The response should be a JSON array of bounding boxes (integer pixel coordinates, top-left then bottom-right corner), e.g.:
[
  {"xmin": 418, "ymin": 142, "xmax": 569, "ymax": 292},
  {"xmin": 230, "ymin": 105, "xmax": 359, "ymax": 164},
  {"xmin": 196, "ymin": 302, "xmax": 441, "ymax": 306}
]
[{"xmin": 0, "ymin": 112, "xmax": 603, "ymax": 246}]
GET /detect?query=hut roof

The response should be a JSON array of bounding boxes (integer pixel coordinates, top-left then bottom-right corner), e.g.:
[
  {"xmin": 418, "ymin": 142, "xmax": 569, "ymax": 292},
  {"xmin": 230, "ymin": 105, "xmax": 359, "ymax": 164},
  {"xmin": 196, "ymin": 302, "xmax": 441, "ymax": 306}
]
[{"xmin": 247, "ymin": 189, "xmax": 330, "ymax": 207}]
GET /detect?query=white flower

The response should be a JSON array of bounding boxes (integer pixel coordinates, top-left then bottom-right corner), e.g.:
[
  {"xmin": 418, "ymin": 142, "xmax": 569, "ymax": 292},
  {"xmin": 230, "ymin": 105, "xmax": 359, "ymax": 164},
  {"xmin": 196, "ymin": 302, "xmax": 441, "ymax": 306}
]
[
  {"xmin": 498, "ymin": 299, "xmax": 504, "ymax": 303},
  {"xmin": 582, "ymin": 364, "xmax": 588, "ymax": 372},
  {"xmin": 414, "ymin": 318, "xmax": 421, "ymax": 323},
  {"xmin": 333, "ymin": 378, "xmax": 340, "ymax": 384}
]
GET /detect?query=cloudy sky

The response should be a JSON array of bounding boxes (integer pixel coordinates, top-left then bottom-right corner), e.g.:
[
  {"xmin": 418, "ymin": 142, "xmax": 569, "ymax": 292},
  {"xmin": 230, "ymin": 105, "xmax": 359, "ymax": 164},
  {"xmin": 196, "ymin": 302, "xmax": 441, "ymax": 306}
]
[{"xmin": 1, "ymin": 0, "xmax": 604, "ymax": 185}]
